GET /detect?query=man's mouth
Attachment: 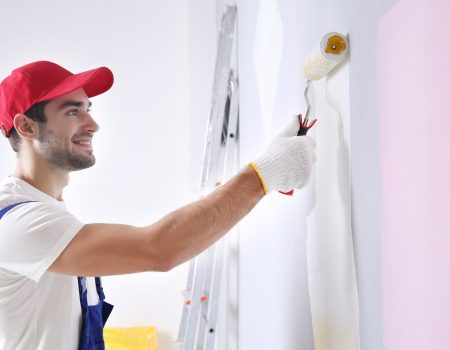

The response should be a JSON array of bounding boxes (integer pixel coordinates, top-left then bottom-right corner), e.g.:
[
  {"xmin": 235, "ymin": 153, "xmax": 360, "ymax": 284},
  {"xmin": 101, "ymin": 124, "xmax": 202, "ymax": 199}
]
[{"xmin": 72, "ymin": 139, "xmax": 93, "ymax": 150}]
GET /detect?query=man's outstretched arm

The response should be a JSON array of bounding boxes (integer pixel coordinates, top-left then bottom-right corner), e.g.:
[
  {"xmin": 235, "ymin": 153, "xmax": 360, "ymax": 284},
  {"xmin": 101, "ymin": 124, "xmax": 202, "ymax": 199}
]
[
  {"xmin": 49, "ymin": 116, "xmax": 316, "ymax": 276},
  {"xmin": 49, "ymin": 166, "xmax": 263, "ymax": 276}
]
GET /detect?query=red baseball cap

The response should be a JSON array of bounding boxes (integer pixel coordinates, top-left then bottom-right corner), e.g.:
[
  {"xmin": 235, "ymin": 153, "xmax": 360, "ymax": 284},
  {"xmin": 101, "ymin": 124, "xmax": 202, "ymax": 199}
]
[{"xmin": 0, "ymin": 60, "xmax": 114, "ymax": 137}]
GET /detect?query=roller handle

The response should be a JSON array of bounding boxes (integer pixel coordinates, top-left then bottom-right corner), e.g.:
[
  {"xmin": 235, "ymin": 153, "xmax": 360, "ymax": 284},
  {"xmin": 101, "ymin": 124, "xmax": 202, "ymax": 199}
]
[
  {"xmin": 297, "ymin": 123, "xmax": 309, "ymax": 136},
  {"xmin": 279, "ymin": 114, "xmax": 317, "ymax": 196}
]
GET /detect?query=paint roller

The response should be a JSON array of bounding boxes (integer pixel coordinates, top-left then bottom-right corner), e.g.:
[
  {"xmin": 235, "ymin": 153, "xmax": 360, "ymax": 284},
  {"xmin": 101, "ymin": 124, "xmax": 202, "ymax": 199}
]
[{"xmin": 280, "ymin": 32, "xmax": 348, "ymax": 195}]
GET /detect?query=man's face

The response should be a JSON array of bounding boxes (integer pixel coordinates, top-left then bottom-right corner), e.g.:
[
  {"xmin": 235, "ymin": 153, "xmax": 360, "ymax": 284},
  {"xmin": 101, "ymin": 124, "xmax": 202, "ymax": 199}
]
[{"xmin": 37, "ymin": 88, "xmax": 100, "ymax": 171}]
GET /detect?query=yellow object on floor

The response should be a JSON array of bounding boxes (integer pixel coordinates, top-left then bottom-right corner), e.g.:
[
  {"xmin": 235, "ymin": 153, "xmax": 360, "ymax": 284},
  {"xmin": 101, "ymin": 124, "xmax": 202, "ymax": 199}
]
[{"xmin": 104, "ymin": 326, "xmax": 157, "ymax": 349}]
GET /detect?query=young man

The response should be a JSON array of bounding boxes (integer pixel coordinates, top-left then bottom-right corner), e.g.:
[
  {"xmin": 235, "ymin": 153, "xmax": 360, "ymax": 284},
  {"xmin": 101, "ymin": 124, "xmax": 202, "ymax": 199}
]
[{"xmin": 0, "ymin": 61, "xmax": 316, "ymax": 349}]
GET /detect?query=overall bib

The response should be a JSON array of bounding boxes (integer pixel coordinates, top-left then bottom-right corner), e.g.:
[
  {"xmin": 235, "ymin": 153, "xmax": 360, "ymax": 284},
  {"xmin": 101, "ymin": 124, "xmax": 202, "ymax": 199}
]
[
  {"xmin": 0, "ymin": 201, "xmax": 114, "ymax": 350},
  {"xmin": 78, "ymin": 276, "xmax": 114, "ymax": 349}
]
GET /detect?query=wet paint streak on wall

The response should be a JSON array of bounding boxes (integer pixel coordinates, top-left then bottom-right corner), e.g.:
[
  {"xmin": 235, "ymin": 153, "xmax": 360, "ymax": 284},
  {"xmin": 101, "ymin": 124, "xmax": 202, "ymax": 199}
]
[{"xmin": 306, "ymin": 63, "xmax": 360, "ymax": 350}]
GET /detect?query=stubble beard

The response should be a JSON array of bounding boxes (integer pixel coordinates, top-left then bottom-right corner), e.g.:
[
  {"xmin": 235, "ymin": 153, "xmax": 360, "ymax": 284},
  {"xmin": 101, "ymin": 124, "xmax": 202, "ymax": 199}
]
[{"xmin": 38, "ymin": 124, "xmax": 96, "ymax": 171}]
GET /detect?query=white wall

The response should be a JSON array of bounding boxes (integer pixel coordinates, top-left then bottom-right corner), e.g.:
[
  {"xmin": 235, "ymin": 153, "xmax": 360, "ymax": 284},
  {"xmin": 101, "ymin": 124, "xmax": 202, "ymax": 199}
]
[
  {"xmin": 235, "ymin": 0, "xmax": 357, "ymax": 348},
  {"xmin": 236, "ymin": 0, "xmax": 315, "ymax": 348},
  {"xmin": 0, "ymin": 1, "xmax": 193, "ymax": 347}
]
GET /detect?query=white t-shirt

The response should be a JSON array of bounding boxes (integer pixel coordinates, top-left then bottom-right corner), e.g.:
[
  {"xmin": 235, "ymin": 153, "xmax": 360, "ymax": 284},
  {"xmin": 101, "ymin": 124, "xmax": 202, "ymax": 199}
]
[{"xmin": 0, "ymin": 177, "xmax": 85, "ymax": 350}]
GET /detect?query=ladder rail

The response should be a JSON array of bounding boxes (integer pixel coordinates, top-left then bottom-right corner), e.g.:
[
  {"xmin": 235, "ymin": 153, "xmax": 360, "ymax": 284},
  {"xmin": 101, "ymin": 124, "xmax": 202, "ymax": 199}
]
[
  {"xmin": 176, "ymin": 6, "xmax": 238, "ymax": 350},
  {"xmin": 203, "ymin": 72, "xmax": 240, "ymax": 350},
  {"xmin": 199, "ymin": 5, "xmax": 237, "ymax": 193}
]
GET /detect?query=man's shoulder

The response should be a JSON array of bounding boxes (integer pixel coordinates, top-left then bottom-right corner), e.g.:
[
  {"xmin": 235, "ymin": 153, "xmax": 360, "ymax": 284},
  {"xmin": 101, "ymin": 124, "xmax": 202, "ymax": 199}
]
[
  {"xmin": 0, "ymin": 177, "xmax": 34, "ymax": 210},
  {"xmin": 0, "ymin": 178, "xmax": 73, "ymax": 225},
  {"xmin": 0, "ymin": 177, "xmax": 26, "ymax": 209},
  {"xmin": 0, "ymin": 177, "xmax": 62, "ymax": 209}
]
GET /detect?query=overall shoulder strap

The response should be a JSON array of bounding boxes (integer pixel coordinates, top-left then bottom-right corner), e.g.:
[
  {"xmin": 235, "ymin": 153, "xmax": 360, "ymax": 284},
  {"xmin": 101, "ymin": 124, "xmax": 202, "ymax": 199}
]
[
  {"xmin": 78, "ymin": 277, "xmax": 106, "ymax": 302},
  {"xmin": 78, "ymin": 276, "xmax": 86, "ymax": 296}
]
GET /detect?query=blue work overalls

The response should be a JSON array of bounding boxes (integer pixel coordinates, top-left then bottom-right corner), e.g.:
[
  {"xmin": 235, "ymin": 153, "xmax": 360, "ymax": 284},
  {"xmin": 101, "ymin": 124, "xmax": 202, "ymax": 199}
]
[{"xmin": 0, "ymin": 201, "xmax": 114, "ymax": 350}]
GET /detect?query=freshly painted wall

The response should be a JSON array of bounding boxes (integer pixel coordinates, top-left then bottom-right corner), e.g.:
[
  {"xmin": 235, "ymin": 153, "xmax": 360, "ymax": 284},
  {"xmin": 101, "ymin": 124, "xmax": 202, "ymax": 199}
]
[{"xmin": 378, "ymin": 0, "xmax": 450, "ymax": 348}]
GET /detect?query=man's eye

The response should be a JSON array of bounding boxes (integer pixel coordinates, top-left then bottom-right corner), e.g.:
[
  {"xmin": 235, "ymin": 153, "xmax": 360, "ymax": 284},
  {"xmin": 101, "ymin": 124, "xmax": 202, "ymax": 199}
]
[{"xmin": 67, "ymin": 109, "xmax": 78, "ymax": 116}]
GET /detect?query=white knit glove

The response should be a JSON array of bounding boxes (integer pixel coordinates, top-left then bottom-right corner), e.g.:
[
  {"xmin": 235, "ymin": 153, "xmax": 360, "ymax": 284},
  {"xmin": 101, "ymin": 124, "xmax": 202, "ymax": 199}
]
[{"xmin": 249, "ymin": 116, "xmax": 316, "ymax": 194}]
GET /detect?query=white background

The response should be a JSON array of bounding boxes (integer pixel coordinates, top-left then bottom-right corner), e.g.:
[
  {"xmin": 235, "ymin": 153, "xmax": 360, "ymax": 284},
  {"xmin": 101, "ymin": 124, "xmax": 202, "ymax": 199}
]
[{"xmin": 0, "ymin": 1, "xmax": 204, "ymax": 348}]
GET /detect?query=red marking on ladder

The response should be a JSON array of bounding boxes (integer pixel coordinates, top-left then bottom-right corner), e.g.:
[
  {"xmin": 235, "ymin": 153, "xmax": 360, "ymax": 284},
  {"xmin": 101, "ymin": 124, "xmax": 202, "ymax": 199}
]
[{"xmin": 185, "ymin": 295, "xmax": 207, "ymax": 306}]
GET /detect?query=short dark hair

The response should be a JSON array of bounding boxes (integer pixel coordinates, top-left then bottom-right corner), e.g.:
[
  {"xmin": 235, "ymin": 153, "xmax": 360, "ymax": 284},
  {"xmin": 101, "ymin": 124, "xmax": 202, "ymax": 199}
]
[{"xmin": 9, "ymin": 100, "xmax": 49, "ymax": 152}]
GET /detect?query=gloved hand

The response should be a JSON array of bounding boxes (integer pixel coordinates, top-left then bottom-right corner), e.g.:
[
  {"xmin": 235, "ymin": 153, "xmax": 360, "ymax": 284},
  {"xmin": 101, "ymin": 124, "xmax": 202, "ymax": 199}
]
[{"xmin": 249, "ymin": 116, "xmax": 316, "ymax": 194}]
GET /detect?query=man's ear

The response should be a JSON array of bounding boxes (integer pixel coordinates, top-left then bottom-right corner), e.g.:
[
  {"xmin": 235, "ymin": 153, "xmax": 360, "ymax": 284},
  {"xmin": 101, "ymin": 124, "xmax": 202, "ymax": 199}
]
[{"xmin": 13, "ymin": 114, "xmax": 38, "ymax": 139}]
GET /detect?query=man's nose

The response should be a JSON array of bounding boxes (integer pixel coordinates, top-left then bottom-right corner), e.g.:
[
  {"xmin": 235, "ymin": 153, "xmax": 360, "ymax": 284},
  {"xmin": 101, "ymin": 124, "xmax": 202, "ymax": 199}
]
[{"xmin": 83, "ymin": 113, "xmax": 100, "ymax": 133}]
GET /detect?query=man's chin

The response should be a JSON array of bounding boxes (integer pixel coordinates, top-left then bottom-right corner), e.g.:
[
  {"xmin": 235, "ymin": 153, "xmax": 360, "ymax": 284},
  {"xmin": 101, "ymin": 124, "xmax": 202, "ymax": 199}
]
[{"xmin": 67, "ymin": 155, "xmax": 96, "ymax": 171}]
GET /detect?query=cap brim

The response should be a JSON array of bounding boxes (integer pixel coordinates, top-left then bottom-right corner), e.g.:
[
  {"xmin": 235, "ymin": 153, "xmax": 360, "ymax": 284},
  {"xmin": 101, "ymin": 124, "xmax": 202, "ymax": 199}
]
[{"xmin": 36, "ymin": 66, "xmax": 114, "ymax": 103}]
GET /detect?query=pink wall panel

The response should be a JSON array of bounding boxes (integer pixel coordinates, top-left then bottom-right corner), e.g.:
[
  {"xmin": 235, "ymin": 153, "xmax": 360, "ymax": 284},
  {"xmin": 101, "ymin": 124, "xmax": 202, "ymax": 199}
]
[{"xmin": 378, "ymin": 0, "xmax": 450, "ymax": 348}]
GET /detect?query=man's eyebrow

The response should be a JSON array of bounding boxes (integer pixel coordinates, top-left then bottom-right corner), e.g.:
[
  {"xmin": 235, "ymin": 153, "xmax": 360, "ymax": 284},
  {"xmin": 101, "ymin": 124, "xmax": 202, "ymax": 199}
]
[{"xmin": 57, "ymin": 100, "xmax": 92, "ymax": 110}]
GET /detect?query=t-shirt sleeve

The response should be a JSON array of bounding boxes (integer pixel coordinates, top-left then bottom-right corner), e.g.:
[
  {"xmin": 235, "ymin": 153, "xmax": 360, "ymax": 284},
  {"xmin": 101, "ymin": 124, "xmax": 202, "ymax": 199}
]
[{"xmin": 0, "ymin": 201, "xmax": 84, "ymax": 282}]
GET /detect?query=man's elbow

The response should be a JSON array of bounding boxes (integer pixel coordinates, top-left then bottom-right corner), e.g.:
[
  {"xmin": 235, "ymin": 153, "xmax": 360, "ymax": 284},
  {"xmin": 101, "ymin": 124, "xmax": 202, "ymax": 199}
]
[
  {"xmin": 145, "ymin": 258, "xmax": 177, "ymax": 273},
  {"xmin": 141, "ymin": 241, "xmax": 179, "ymax": 273},
  {"xmin": 157, "ymin": 264, "xmax": 175, "ymax": 272}
]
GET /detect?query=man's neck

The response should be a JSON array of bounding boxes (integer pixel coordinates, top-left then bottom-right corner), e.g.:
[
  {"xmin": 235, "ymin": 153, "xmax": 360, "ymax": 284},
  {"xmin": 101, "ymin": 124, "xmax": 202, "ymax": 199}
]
[{"xmin": 12, "ymin": 156, "xmax": 69, "ymax": 201}]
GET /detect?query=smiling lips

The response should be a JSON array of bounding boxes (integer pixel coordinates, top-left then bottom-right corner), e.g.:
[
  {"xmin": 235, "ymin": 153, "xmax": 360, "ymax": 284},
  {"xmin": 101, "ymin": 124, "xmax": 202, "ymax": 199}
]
[{"xmin": 72, "ymin": 139, "xmax": 92, "ymax": 150}]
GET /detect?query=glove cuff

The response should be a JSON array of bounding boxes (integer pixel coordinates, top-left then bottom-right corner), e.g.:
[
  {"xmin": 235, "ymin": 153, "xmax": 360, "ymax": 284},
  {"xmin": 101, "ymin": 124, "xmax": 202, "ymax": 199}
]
[
  {"xmin": 250, "ymin": 150, "xmax": 286, "ymax": 194},
  {"xmin": 248, "ymin": 162, "xmax": 269, "ymax": 195}
]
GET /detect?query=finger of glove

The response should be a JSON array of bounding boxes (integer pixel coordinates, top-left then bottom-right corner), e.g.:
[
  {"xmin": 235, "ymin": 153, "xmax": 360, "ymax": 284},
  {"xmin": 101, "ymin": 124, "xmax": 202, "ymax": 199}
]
[
  {"xmin": 288, "ymin": 136, "xmax": 316, "ymax": 161},
  {"xmin": 300, "ymin": 135, "xmax": 317, "ymax": 149},
  {"xmin": 278, "ymin": 115, "xmax": 300, "ymax": 137},
  {"xmin": 303, "ymin": 136, "xmax": 317, "ymax": 163},
  {"xmin": 294, "ymin": 171, "xmax": 312, "ymax": 189},
  {"xmin": 294, "ymin": 137, "xmax": 315, "ymax": 189},
  {"xmin": 303, "ymin": 137, "xmax": 316, "ymax": 164}
]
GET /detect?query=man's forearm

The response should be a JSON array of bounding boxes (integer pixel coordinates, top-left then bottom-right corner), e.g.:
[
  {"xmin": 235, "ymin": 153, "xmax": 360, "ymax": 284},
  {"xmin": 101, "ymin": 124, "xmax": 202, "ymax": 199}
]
[{"xmin": 145, "ymin": 165, "xmax": 264, "ymax": 271}]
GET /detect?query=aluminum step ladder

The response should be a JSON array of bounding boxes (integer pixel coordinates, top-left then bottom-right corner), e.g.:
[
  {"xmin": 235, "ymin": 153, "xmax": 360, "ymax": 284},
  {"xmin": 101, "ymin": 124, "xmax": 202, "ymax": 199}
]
[{"xmin": 175, "ymin": 5, "xmax": 239, "ymax": 350}]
